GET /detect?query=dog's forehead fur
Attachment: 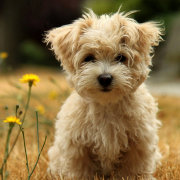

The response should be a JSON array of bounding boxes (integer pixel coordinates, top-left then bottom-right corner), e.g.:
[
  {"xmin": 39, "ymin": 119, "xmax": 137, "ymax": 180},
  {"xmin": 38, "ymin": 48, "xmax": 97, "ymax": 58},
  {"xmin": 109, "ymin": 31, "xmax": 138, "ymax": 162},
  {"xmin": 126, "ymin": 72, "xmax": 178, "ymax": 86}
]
[{"xmin": 80, "ymin": 12, "xmax": 137, "ymax": 42}]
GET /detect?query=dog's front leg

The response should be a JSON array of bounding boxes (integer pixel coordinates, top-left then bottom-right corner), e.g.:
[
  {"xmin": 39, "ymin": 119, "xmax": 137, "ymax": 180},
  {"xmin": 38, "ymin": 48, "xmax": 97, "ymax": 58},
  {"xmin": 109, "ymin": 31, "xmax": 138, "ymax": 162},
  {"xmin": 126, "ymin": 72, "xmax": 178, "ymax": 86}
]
[
  {"xmin": 48, "ymin": 143, "xmax": 96, "ymax": 180},
  {"xmin": 115, "ymin": 139, "xmax": 160, "ymax": 180}
]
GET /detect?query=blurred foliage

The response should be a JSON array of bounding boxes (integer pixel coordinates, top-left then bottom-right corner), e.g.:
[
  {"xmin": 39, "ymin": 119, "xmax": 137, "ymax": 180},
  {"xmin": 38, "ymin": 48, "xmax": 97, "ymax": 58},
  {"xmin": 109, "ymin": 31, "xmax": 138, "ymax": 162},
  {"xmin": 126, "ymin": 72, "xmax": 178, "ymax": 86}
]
[
  {"xmin": 84, "ymin": 0, "xmax": 139, "ymax": 15},
  {"xmin": 0, "ymin": 0, "xmax": 83, "ymax": 67},
  {"xmin": 19, "ymin": 41, "xmax": 47, "ymax": 65}
]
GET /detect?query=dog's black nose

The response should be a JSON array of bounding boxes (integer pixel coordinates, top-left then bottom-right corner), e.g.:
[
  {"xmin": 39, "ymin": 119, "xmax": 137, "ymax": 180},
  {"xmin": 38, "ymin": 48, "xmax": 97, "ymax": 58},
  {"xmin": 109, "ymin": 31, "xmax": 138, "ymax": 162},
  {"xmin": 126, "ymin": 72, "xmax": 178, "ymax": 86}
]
[{"xmin": 98, "ymin": 74, "xmax": 113, "ymax": 87}]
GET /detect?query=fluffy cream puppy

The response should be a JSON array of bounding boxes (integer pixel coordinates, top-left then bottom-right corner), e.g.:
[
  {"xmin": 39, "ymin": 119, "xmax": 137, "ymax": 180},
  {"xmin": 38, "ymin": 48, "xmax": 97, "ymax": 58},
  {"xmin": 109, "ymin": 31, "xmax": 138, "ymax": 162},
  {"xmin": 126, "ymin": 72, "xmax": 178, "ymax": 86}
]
[{"xmin": 45, "ymin": 9, "xmax": 163, "ymax": 180}]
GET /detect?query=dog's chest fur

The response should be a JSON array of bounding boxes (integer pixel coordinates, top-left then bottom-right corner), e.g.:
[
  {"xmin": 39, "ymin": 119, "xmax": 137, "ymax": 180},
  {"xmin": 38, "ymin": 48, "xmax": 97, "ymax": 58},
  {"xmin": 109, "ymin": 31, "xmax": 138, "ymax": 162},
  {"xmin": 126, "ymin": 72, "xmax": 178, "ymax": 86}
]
[
  {"xmin": 81, "ymin": 95, "xmax": 145, "ymax": 171},
  {"xmin": 87, "ymin": 102, "xmax": 129, "ymax": 153}
]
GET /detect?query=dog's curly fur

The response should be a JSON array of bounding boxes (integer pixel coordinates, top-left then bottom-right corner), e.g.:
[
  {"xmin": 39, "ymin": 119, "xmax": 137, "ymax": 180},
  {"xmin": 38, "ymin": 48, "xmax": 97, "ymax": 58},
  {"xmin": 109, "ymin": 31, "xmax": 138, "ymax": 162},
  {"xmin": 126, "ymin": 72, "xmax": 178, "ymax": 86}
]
[{"xmin": 45, "ymin": 9, "xmax": 163, "ymax": 180}]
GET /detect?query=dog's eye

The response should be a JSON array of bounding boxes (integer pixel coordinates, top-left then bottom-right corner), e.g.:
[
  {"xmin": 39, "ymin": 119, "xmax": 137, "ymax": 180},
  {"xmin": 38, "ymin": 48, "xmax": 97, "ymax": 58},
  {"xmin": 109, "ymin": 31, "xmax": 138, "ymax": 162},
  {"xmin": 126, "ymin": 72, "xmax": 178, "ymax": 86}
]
[
  {"xmin": 115, "ymin": 54, "xmax": 127, "ymax": 63},
  {"xmin": 84, "ymin": 55, "xmax": 95, "ymax": 63}
]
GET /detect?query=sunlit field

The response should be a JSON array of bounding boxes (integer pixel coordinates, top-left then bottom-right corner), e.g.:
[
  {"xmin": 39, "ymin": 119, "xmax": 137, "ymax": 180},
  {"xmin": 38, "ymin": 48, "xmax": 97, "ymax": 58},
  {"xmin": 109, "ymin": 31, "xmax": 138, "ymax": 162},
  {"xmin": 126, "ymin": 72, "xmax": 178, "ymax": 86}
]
[{"xmin": 0, "ymin": 66, "xmax": 180, "ymax": 180}]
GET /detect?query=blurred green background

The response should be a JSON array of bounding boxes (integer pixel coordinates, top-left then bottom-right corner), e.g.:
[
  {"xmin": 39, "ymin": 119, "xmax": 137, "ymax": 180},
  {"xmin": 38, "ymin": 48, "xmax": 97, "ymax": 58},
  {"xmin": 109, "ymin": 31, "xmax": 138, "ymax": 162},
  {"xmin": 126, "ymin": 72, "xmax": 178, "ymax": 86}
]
[{"xmin": 0, "ymin": 0, "xmax": 180, "ymax": 78}]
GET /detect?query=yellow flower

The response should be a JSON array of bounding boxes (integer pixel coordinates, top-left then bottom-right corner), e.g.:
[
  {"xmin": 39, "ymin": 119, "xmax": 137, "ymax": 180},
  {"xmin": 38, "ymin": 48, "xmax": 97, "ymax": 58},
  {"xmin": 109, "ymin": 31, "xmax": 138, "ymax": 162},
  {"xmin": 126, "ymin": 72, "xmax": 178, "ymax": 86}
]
[
  {"xmin": 36, "ymin": 105, "xmax": 45, "ymax": 115},
  {"xmin": 0, "ymin": 52, "xmax": 8, "ymax": 59},
  {"xmin": 48, "ymin": 90, "xmax": 58, "ymax": 100},
  {"xmin": 3, "ymin": 116, "xmax": 21, "ymax": 125},
  {"xmin": 20, "ymin": 74, "xmax": 40, "ymax": 86}
]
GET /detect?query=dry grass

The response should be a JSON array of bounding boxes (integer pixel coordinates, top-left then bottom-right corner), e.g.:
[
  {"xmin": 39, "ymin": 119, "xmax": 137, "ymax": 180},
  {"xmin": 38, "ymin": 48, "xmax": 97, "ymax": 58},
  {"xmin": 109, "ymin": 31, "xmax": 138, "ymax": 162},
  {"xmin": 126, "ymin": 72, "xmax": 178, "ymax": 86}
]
[{"xmin": 0, "ymin": 66, "xmax": 180, "ymax": 180}]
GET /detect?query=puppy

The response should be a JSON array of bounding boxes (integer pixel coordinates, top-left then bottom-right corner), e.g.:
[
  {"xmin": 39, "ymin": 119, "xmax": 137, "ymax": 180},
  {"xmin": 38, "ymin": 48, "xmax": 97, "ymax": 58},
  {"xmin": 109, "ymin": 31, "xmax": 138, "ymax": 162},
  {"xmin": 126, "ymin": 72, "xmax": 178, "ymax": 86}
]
[{"xmin": 45, "ymin": 9, "xmax": 163, "ymax": 180}]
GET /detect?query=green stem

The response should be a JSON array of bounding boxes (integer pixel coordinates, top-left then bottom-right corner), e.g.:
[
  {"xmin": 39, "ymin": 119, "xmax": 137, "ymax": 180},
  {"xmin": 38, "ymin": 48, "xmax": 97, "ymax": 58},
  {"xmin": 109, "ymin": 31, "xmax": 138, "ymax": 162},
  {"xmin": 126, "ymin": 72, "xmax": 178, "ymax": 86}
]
[
  {"xmin": 22, "ymin": 84, "xmax": 32, "ymax": 125},
  {"xmin": 15, "ymin": 105, "xmax": 19, "ymax": 117},
  {"xmin": 36, "ymin": 111, "xmax": 40, "ymax": 153},
  {"xmin": 0, "ymin": 124, "xmax": 14, "ymax": 180},
  {"xmin": 5, "ymin": 130, "xmax": 20, "ymax": 161},
  {"xmin": 20, "ymin": 127, "xmax": 30, "ymax": 175},
  {"xmin": 28, "ymin": 136, "xmax": 47, "ymax": 179}
]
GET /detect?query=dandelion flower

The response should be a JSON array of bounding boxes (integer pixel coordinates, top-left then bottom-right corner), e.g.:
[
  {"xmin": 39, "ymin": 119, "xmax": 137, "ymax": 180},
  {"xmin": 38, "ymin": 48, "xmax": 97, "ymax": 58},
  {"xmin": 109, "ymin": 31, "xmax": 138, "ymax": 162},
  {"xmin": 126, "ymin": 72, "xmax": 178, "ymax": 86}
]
[
  {"xmin": 36, "ymin": 105, "xmax": 45, "ymax": 115},
  {"xmin": 3, "ymin": 116, "xmax": 21, "ymax": 125},
  {"xmin": 48, "ymin": 90, "xmax": 58, "ymax": 100},
  {"xmin": 20, "ymin": 74, "xmax": 40, "ymax": 86},
  {"xmin": 0, "ymin": 52, "xmax": 8, "ymax": 59}
]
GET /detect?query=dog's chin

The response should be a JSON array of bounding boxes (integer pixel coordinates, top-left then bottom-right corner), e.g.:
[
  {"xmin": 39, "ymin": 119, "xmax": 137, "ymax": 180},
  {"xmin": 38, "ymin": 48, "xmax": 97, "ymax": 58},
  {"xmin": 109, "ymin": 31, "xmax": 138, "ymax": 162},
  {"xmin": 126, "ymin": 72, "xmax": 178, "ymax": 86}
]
[
  {"xmin": 100, "ymin": 88, "xmax": 112, "ymax": 92},
  {"xmin": 77, "ymin": 87, "xmax": 124, "ymax": 105}
]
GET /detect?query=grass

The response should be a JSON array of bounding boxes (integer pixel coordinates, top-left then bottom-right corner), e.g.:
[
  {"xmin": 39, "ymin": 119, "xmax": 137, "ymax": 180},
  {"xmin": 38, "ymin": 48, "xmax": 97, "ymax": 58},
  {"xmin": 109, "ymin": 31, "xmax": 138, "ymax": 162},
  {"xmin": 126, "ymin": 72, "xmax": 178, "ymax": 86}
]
[{"xmin": 0, "ymin": 66, "xmax": 180, "ymax": 180}]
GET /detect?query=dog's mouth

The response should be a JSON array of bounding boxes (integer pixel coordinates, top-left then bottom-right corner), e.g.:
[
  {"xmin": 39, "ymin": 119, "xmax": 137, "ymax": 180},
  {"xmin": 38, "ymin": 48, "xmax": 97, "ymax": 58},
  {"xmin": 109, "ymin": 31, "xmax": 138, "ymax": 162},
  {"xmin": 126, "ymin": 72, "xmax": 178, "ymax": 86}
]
[{"xmin": 100, "ymin": 88, "xmax": 112, "ymax": 92}]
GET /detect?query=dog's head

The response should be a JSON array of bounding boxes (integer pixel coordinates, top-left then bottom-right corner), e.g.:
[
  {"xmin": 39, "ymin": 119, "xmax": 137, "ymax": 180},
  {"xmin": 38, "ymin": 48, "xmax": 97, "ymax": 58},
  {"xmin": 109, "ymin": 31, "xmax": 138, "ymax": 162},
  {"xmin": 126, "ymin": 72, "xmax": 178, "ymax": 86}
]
[{"xmin": 45, "ymin": 10, "xmax": 163, "ymax": 104}]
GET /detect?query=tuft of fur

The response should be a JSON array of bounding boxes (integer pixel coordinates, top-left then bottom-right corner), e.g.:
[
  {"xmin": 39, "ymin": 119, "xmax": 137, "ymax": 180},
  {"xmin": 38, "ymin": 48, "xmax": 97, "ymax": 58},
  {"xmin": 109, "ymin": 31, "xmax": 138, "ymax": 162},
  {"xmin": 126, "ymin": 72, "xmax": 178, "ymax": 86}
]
[{"xmin": 45, "ymin": 9, "xmax": 163, "ymax": 180}]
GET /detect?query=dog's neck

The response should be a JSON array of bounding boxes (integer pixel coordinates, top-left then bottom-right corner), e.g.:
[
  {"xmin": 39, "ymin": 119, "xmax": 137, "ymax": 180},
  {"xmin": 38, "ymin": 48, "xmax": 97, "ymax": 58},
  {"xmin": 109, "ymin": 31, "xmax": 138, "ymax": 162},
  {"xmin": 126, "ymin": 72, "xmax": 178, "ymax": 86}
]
[{"xmin": 79, "ymin": 93, "xmax": 136, "ymax": 119}]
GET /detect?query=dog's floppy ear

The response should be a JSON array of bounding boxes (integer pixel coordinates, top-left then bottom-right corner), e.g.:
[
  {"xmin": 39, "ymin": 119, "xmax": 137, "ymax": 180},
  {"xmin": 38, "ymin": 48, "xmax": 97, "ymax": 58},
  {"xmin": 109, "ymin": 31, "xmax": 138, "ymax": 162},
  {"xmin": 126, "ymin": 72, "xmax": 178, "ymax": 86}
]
[
  {"xmin": 45, "ymin": 25, "xmax": 76, "ymax": 71},
  {"xmin": 137, "ymin": 22, "xmax": 163, "ymax": 50},
  {"xmin": 45, "ymin": 12, "xmax": 94, "ymax": 72}
]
